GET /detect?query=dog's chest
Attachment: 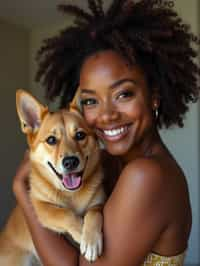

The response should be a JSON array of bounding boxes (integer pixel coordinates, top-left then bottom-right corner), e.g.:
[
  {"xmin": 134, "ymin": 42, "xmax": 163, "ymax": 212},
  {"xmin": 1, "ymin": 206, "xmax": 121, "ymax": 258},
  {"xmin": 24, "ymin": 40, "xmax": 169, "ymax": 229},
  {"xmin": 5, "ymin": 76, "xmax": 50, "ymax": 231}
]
[{"xmin": 62, "ymin": 193, "xmax": 92, "ymax": 216}]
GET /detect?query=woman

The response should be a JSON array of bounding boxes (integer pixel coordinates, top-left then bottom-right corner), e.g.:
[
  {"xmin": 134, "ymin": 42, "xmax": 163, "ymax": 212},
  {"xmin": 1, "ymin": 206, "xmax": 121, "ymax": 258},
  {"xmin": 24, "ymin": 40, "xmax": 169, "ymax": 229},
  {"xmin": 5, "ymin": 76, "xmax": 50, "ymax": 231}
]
[{"xmin": 13, "ymin": 0, "xmax": 200, "ymax": 265}]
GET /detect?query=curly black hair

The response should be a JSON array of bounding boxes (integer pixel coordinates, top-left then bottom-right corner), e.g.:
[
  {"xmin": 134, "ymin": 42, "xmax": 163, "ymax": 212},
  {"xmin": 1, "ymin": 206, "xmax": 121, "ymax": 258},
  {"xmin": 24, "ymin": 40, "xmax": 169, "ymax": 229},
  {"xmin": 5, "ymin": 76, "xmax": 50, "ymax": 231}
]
[{"xmin": 36, "ymin": 0, "xmax": 200, "ymax": 128}]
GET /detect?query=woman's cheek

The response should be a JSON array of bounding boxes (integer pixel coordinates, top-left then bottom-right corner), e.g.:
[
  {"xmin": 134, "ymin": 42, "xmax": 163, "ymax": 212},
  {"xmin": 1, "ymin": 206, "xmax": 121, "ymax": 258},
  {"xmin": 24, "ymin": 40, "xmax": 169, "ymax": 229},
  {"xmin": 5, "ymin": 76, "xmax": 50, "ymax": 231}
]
[
  {"xmin": 83, "ymin": 109, "xmax": 96, "ymax": 126},
  {"xmin": 119, "ymin": 101, "xmax": 141, "ymax": 117}
]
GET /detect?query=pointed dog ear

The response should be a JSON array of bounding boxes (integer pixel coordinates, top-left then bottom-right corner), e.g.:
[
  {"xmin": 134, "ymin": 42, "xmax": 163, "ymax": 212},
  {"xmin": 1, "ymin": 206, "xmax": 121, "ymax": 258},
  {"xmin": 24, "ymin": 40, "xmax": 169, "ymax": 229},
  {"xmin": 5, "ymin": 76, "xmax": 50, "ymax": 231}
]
[
  {"xmin": 16, "ymin": 89, "xmax": 48, "ymax": 134},
  {"xmin": 69, "ymin": 87, "xmax": 83, "ymax": 115}
]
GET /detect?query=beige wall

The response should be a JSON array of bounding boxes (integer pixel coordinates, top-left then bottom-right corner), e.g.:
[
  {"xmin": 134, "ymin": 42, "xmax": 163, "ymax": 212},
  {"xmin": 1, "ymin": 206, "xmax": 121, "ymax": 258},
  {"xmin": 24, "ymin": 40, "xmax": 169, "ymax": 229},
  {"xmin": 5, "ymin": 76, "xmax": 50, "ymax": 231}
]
[
  {"xmin": 30, "ymin": 21, "xmax": 72, "ymax": 106},
  {"xmin": 0, "ymin": 20, "xmax": 30, "ymax": 227}
]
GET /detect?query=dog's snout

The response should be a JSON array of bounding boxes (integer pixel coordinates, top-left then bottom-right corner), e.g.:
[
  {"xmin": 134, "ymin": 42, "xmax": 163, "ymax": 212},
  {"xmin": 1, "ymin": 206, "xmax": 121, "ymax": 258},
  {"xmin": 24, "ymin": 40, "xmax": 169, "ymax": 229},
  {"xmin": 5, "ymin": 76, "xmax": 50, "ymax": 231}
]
[{"xmin": 62, "ymin": 156, "xmax": 80, "ymax": 171}]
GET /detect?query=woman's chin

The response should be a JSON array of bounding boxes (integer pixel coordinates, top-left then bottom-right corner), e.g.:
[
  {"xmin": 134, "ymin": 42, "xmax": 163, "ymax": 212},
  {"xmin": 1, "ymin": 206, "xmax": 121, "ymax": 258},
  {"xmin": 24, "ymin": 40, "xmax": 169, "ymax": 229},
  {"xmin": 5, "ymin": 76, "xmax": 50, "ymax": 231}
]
[{"xmin": 104, "ymin": 142, "xmax": 131, "ymax": 156}]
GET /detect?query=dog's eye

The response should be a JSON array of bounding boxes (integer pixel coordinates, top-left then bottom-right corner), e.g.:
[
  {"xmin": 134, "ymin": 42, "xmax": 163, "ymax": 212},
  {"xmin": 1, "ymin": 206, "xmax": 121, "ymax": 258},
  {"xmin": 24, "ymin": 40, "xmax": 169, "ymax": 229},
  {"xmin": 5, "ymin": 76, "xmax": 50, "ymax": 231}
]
[
  {"xmin": 75, "ymin": 131, "xmax": 86, "ymax": 141},
  {"xmin": 46, "ymin": 136, "xmax": 57, "ymax": 145}
]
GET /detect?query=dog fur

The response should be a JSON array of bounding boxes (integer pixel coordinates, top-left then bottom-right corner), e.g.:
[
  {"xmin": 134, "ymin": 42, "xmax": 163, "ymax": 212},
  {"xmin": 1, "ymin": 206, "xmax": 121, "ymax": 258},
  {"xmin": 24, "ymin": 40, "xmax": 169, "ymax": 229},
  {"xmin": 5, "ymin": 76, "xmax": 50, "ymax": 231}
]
[{"xmin": 0, "ymin": 90, "xmax": 106, "ymax": 265}]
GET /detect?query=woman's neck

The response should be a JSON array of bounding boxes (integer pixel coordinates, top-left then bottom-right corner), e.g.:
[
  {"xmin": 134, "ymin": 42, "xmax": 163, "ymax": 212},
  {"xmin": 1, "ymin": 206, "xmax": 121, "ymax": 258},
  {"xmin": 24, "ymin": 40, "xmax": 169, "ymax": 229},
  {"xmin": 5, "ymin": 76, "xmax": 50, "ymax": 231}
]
[{"xmin": 121, "ymin": 127, "xmax": 162, "ymax": 165}]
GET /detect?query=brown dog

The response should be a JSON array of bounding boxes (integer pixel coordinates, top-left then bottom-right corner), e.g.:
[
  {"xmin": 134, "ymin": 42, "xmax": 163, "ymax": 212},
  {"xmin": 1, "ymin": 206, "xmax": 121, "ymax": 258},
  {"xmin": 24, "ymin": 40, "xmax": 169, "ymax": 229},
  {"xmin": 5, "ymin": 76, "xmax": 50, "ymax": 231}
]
[{"xmin": 0, "ymin": 90, "xmax": 105, "ymax": 265}]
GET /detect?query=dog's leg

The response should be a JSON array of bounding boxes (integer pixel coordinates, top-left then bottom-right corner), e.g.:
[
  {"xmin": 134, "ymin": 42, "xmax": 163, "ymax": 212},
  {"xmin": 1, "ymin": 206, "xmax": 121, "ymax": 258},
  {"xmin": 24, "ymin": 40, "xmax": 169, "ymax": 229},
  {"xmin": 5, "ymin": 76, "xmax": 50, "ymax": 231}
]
[
  {"xmin": 80, "ymin": 205, "xmax": 104, "ymax": 262},
  {"xmin": 0, "ymin": 251, "xmax": 31, "ymax": 266},
  {"xmin": 0, "ymin": 232, "xmax": 33, "ymax": 266},
  {"xmin": 32, "ymin": 199, "xmax": 83, "ymax": 243},
  {"xmin": 0, "ymin": 206, "xmax": 36, "ymax": 265}
]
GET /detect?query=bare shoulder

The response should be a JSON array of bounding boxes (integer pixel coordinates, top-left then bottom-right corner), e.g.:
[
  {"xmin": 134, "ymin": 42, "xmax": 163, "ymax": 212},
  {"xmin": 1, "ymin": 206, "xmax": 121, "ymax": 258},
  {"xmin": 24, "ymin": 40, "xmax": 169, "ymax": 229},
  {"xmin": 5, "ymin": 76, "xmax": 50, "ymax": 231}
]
[
  {"xmin": 113, "ymin": 155, "xmax": 191, "ymax": 233},
  {"xmin": 123, "ymin": 156, "xmax": 165, "ymax": 177},
  {"xmin": 106, "ymin": 156, "xmax": 171, "ymax": 229},
  {"xmin": 87, "ymin": 155, "xmax": 191, "ymax": 266},
  {"xmin": 119, "ymin": 157, "xmax": 169, "ymax": 198},
  {"xmin": 97, "ymin": 157, "xmax": 172, "ymax": 266}
]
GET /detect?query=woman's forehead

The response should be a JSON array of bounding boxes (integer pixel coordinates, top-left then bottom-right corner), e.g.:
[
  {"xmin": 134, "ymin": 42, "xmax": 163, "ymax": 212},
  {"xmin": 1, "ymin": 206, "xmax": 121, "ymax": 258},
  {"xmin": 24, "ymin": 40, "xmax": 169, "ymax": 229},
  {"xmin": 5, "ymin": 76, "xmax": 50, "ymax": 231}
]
[
  {"xmin": 79, "ymin": 50, "xmax": 147, "ymax": 89},
  {"xmin": 80, "ymin": 50, "xmax": 129, "ymax": 72}
]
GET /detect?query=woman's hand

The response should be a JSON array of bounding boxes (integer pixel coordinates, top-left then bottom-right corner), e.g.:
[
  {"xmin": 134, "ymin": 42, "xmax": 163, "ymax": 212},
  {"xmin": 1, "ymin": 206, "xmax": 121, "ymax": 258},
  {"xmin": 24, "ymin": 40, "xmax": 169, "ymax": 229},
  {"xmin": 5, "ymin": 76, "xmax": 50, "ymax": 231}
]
[{"xmin": 13, "ymin": 150, "xmax": 30, "ymax": 201}]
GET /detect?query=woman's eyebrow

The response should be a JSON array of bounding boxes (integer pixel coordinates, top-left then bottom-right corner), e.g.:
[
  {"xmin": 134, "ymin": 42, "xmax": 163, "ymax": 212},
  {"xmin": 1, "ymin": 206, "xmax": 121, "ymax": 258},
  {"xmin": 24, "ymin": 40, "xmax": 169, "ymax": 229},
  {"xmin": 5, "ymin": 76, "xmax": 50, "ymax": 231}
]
[
  {"xmin": 80, "ymin": 78, "xmax": 138, "ymax": 94},
  {"xmin": 80, "ymin": 88, "xmax": 95, "ymax": 94},
  {"xmin": 109, "ymin": 78, "xmax": 138, "ymax": 89}
]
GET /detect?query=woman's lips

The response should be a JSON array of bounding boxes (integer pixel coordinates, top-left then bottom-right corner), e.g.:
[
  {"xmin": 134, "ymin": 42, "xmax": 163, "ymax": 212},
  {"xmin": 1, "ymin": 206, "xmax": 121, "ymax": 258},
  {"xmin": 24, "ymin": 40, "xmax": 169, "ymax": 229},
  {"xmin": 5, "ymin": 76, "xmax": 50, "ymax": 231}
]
[{"xmin": 96, "ymin": 124, "xmax": 132, "ymax": 142}]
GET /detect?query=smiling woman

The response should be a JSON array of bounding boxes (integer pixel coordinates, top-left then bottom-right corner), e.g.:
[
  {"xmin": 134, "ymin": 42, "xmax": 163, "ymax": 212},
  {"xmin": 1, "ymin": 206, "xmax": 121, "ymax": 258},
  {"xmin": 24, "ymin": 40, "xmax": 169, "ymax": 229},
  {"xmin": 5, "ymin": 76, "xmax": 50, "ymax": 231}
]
[
  {"xmin": 79, "ymin": 51, "xmax": 155, "ymax": 157},
  {"xmin": 11, "ymin": 0, "xmax": 200, "ymax": 266}
]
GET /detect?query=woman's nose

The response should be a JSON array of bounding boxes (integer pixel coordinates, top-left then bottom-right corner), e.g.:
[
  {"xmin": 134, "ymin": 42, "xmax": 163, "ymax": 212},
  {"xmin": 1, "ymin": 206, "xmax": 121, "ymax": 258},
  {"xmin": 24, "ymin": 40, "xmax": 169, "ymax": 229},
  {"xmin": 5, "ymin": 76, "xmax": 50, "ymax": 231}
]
[{"xmin": 98, "ymin": 103, "xmax": 119, "ymax": 124}]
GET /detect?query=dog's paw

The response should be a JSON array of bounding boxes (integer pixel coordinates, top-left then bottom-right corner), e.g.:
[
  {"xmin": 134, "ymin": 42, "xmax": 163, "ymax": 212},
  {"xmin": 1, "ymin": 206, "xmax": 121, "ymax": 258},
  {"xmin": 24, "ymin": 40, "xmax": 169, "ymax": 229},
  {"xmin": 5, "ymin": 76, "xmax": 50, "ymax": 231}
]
[{"xmin": 80, "ymin": 230, "xmax": 103, "ymax": 262}]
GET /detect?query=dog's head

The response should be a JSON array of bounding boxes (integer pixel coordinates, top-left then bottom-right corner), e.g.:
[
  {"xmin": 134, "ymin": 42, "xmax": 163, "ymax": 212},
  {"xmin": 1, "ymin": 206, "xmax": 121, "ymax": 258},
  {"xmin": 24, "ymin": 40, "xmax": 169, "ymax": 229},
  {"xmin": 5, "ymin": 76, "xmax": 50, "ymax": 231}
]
[{"xmin": 16, "ymin": 89, "xmax": 100, "ymax": 192}]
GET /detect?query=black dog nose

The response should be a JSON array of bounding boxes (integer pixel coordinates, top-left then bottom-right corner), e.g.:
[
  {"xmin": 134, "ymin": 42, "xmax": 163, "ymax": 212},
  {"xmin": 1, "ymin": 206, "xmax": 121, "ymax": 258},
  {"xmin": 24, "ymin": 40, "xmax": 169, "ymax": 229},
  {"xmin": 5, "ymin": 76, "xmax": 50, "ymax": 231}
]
[{"xmin": 62, "ymin": 156, "xmax": 80, "ymax": 171}]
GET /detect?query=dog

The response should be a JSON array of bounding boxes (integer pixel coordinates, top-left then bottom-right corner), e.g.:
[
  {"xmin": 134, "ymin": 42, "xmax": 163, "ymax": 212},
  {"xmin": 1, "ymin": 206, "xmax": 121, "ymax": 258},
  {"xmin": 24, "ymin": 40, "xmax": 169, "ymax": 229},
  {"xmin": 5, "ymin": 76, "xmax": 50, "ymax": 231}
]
[{"xmin": 0, "ymin": 89, "xmax": 106, "ymax": 265}]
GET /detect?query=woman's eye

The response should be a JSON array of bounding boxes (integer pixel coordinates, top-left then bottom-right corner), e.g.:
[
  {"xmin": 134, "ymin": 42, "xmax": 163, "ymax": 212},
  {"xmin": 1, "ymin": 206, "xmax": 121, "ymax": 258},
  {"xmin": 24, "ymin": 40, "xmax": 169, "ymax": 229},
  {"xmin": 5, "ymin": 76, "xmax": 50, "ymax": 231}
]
[
  {"xmin": 75, "ymin": 131, "xmax": 87, "ymax": 141},
  {"xmin": 117, "ymin": 90, "xmax": 134, "ymax": 100},
  {"xmin": 80, "ymin": 98, "xmax": 97, "ymax": 106},
  {"xmin": 46, "ymin": 136, "xmax": 57, "ymax": 145}
]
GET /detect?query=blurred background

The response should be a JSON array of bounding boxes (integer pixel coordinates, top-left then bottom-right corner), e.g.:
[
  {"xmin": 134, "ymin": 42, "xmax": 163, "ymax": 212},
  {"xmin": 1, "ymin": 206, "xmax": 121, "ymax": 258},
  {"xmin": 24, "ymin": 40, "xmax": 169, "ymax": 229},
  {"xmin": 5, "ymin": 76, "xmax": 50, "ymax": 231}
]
[{"xmin": 0, "ymin": 0, "xmax": 199, "ymax": 265}]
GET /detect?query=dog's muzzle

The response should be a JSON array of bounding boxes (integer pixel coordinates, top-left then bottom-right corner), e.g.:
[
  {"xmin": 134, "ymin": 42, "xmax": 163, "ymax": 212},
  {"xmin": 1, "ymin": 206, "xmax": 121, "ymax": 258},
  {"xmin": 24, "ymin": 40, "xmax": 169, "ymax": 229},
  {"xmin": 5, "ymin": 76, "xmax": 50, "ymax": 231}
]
[
  {"xmin": 62, "ymin": 156, "xmax": 80, "ymax": 171},
  {"xmin": 48, "ymin": 156, "xmax": 88, "ymax": 191}
]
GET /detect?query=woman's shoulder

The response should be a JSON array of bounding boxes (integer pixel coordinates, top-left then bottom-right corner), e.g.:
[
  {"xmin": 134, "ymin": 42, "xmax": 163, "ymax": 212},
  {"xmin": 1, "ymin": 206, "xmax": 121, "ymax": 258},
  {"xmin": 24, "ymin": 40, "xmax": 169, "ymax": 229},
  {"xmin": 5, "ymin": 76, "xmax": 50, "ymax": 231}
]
[
  {"xmin": 121, "ymin": 156, "xmax": 168, "ymax": 191},
  {"xmin": 103, "ymin": 155, "xmax": 191, "ymax": 259},
  {"xmin": 117, "ymin": 154, "xmax": 185, "ymax": 213},
  {"xmin": 113, "ymin": 156, "xmax": 171, "ymax": 218},
  {"xmin": 121, "ymin": 151, "xmax": 186, "ymax": 188},
  {"xmin": 118, "ymin": 155, "xmax": 190, "ymax": 220},
  {"xmin": 103, "ymin": 156, "xmax": 172, "ymax": 259}
]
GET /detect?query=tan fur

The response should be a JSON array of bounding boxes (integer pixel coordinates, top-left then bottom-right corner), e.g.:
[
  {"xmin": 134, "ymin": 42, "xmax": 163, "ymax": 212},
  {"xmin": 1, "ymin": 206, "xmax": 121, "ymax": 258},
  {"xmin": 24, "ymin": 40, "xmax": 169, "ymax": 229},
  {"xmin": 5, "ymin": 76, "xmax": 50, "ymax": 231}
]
[{"xmin": 0, "ymin": 90, "xmax": 106, "ymax": 265}]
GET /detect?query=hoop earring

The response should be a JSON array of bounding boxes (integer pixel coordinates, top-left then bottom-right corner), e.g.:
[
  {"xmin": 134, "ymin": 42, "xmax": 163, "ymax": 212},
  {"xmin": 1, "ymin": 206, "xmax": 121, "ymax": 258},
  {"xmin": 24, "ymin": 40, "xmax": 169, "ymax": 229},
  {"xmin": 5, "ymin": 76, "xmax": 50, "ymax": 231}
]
[{"xmin": 155, "ymin": 108, "xmax": 159, "ymax": 119}]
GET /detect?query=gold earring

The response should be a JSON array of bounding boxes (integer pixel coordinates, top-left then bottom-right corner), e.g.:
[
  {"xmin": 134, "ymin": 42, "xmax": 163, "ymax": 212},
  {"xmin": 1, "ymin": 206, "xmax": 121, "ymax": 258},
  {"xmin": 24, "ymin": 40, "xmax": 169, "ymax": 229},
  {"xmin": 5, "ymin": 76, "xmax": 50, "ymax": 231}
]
[
  {"xmin": 155, "ymin": 108, "xmax": 159, "ymax": 119},
  {"xmin": 153, "ymin": 102, "xmax": 159, "ymax": 119}
]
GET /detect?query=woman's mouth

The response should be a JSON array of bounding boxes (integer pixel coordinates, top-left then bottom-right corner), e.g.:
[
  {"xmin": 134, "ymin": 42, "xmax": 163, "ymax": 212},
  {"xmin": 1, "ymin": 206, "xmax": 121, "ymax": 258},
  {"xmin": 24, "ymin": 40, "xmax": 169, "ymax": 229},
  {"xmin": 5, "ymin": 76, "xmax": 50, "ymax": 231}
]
[{"xmin": 96, "ymin": 124, "xmax": 132, "ymax": 142}]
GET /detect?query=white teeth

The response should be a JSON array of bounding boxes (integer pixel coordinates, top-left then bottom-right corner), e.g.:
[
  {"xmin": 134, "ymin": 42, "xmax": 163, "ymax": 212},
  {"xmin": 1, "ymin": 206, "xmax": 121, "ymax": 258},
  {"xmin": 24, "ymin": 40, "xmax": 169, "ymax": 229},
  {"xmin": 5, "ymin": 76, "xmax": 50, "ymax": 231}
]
[{"xmin": 103, "ymin": 127, "xmax": 127, "ymax": 137}]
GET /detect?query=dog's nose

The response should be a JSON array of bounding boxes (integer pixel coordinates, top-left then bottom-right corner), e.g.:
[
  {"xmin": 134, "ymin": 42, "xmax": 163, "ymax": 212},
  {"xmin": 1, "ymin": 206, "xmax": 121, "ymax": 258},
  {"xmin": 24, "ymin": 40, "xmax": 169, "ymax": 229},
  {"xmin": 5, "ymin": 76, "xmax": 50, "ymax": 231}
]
[{"xmin": 62, "ymin": 156, "xmax": 80, "ymax": 171}]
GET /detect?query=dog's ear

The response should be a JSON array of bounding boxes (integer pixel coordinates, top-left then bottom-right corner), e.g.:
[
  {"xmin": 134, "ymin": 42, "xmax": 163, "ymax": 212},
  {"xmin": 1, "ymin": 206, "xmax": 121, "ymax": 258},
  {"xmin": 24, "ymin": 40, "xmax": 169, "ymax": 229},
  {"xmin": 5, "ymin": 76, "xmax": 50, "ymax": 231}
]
[
  {"xmin": 16, "ymin": 89, "xmax": 48, "ymax": 134},
  {"xmin": 69, "ymin": 87, "xmax": 83, "ymax": 115}
]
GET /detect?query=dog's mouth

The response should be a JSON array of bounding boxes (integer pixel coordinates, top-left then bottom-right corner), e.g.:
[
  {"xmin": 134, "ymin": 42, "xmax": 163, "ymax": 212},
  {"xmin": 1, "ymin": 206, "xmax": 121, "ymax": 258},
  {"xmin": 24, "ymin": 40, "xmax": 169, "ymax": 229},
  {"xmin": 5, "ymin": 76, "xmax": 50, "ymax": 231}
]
[
  {"xmin": 47, "ymin": 157, "xmax": 88, "ymax": 191},
  {"xmin": 62, "ymin": 171, "xmax": 83, "ymax": 190}
]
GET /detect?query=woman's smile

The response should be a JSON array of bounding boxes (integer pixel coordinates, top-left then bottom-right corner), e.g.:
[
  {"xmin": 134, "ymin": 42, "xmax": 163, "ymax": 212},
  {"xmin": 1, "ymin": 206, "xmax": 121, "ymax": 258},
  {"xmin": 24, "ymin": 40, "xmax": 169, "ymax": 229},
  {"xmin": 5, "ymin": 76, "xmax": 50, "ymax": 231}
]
[
  {"xmin": 96, "ymin": 123, "xmax": 132, "ymax": 142},
  {"xmin": 79, "ymin": 50, "xmax": 156, "ymax": 157}
]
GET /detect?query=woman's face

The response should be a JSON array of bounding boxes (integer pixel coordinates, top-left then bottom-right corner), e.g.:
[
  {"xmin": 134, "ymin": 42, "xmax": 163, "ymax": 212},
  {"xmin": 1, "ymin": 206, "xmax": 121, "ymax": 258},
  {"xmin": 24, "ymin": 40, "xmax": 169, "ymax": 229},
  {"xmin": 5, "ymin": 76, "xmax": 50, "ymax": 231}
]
[{"xmin": 79, "ymin": 50, "xmax": 156, "ymax": 157}]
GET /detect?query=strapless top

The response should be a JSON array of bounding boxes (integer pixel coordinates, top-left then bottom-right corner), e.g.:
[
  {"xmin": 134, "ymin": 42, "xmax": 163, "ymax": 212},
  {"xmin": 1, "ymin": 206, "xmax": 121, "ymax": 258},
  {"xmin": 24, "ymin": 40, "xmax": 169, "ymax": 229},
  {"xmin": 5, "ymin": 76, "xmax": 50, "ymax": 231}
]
[{"xmin": 141, "ymin": 250, "xmax": 186, "ymax": 266}]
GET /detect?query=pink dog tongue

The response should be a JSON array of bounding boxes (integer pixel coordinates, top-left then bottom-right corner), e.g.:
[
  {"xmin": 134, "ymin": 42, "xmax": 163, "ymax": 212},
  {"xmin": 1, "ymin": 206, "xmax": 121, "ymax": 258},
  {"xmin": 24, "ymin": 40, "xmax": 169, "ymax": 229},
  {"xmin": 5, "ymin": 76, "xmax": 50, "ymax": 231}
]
[{"xmin": 63, "ymin": 173, "xmax": 81, "ymax": 190}]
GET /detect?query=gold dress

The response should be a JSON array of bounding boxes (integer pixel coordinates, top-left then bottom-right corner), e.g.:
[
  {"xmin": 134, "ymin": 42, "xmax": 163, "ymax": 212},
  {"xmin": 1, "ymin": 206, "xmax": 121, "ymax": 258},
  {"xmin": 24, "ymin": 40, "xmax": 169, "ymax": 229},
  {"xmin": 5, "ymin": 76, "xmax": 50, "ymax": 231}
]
[{"xmin": 141, "ymin": 251, "xmax": 186, "ymax": 266}]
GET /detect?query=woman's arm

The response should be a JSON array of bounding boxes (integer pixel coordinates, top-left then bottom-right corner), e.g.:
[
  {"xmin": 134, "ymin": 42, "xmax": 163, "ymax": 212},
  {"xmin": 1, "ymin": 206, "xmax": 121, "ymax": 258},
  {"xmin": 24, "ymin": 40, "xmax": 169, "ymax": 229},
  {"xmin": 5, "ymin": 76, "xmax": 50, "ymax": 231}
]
[
  {"xmin": 14, "ymin": 154, "xmax": 169, "ymax": 266},
  {"xmin": 13, "ymin": 151, "xmax": 78, "ymax": 266},
  {"xmin": 79, "ymin": 158, "xmax": 169, "ymax": 266}
]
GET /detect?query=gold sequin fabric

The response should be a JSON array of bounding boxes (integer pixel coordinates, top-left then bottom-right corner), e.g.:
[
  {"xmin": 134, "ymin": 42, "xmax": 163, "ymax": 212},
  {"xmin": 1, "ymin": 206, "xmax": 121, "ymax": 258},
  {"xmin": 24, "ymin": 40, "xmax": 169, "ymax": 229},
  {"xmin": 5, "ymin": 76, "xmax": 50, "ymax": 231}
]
[{"xmin": 141, "ymin": 251, "xmax": 186, "ymax": 266}]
